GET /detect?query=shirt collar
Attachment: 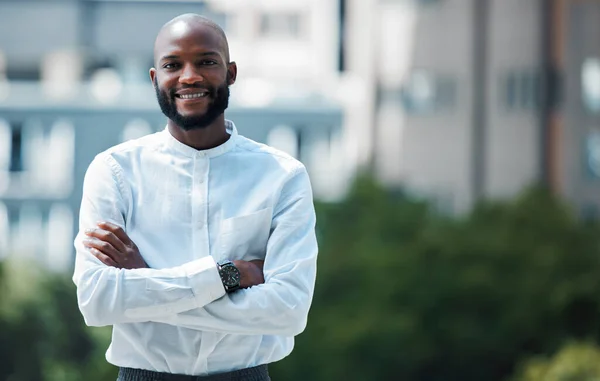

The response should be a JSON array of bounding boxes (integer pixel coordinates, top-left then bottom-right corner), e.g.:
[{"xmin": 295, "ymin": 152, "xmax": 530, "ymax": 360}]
[{"xmin": 162, "ymin": 119, "xmax": 238, "ymax": 158}]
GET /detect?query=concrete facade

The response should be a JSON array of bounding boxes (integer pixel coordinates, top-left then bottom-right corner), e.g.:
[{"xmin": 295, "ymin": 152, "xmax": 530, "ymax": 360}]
[{"xmin": 342, "ymin": 0, "xmax": 599, "ymax": 215}]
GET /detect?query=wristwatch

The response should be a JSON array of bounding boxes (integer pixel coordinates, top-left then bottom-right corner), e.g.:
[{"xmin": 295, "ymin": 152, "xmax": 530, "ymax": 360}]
[{"xmin": 217, "ymin": 260, "xmax": 241, "ymax": 293}]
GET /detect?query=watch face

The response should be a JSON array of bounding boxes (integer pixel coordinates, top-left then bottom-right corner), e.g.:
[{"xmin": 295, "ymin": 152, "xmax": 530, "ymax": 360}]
[{"xmin": 221, "ymin": 264, "xmax": 240, "ymax": 287}]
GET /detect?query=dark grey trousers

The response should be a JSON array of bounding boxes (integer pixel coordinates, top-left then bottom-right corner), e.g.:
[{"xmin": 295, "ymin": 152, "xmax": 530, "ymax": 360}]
[{"xmin": 117, "ymin": 365, "xmax": 270, "ymax": 381}]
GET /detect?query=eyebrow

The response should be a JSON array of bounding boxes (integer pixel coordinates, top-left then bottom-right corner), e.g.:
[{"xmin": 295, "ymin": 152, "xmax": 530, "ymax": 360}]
[{"xmin": 160, "ymin": 52, "xmax": 221, "ymax": 61}]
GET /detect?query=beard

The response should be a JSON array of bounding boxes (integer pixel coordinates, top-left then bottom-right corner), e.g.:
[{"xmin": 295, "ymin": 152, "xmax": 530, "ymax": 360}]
[{"xmin": 154, "ymin": 75, "xmax": 230, "ymax": 131}]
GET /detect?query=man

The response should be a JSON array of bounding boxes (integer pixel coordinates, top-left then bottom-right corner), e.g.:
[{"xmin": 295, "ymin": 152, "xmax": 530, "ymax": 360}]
[{"xmin": 72, "ymin": 13, "xmax": 318, "ymax": 381}]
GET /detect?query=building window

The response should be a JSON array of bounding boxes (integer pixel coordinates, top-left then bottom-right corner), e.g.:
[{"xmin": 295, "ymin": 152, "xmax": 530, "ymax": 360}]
[
  {"xmin": 5, "ymin": 67, "xmax": 41, "ymax": 81},
  {"xmin": 46, "ymin": 203, "xmax": 74, "ymax": 271},
  {"xmin": 9, "ymin": 123, "xmax": 23, "ymax": 172},
  {"xmin": 582, "ymin": 57, "xmax": 600, "ymax": 114},
  {"xmin": 259, "ymin": 13, "xmax": 303, "ymax": 39},
  {"xmin": 382, "ymin": 0, "xmax": 440, "ymax": 4},
  {"xmin": 400, "ymin": 70, "xmax": 456, "ymax": 114},
  {"xmin": 338, "ymin": 0, "xmax": 346, "ymax": 72},
  {"xmin": 504, "ymin": 70, "xmax": 542, "ymax": 111},
  {"xmin": 585, "ymin": 131, "xmax": 600, "ymax": 180},
  {"xmin": 0, "ymin": 120, "xmax": 10, "ymax": 173},
  {"xmin": 267, "ymin": 125, "xmax": 299, "ymax": 159},
  {"xmin": 121, "ymin": 119, "xmax": 153, "ymax": 143}
]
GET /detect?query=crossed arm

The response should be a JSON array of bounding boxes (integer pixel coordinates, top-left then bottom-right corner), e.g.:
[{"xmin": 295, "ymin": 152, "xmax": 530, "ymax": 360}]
[
  {"xmin": 73, "ymin": 154, "xmax": 318, "ymax": 336},
  {"xmin": 83, "ymin": 221, "xmax": 266, "ymax": 288}
]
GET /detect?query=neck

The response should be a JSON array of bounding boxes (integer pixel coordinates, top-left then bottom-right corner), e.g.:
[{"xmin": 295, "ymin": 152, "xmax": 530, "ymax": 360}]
[{"xmin": 167, "ymin": 115, "xmax": 230, "ymax": 150}]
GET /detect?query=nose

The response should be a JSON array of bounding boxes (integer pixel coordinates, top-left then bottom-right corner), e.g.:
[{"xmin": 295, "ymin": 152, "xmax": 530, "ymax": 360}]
[{"xmin": 178, "ymin": 64, "xmax": 204, "ymax": 85}]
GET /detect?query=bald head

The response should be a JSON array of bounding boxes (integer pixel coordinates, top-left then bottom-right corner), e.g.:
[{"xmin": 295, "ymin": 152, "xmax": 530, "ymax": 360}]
[{"xmin": 154, "ymin": 14, "xmax": 230, "ymax": 64}]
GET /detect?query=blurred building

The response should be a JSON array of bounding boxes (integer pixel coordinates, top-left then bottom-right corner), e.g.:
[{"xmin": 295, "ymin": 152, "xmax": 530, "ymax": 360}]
[
  {"xmin": 347, "ymin": 0, "xmax": 600, "ymax": 215},
  {"xmin": 1, "ymin": 0, "xmax": 600, "ymax": 268},
  {"xmin": 0, "ymin": 0, "xmax": 343, "ymax": 268}
]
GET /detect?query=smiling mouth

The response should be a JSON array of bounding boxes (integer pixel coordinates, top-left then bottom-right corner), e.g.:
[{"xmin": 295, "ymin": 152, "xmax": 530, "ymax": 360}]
[{"xmin": 175, "ymin": 92, "xmax": 209, "ymax": 100}]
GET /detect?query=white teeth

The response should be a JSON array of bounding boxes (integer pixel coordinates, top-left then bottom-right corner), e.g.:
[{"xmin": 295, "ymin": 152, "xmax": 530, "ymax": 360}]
[{"xmin": 179, "ymin": 93, "xmax": 207, "ymax": 99}]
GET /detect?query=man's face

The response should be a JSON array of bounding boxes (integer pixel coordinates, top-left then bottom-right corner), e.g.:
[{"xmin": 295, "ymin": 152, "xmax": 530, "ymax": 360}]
[
  {"xmin": 153, "ymin": 73, "xmax": 230, "ymax": 131},
  {"xmin": 151, "ymin": 22, "xmax": 236, "ymax": 131}
]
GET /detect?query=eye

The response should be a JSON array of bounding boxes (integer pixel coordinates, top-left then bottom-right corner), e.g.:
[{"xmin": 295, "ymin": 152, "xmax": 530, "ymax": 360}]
[
  {"xmin": 163, "ymin": 63, "xmax": 180, "ymax": 70},
  {"xmin": 199, "ymin": 60, "xmax": 218, "ymax": 66}
]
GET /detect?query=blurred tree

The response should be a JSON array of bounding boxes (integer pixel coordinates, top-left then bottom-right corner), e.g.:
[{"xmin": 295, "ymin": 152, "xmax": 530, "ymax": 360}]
[
  {"xmin": 0, "ymin": 260, "xmax": 116, "ymax": 381},
  {"xmin": 3, "ymin": 175, "xmax": 600, "ymax": 381},
  {"xmin": 270, "ymin": 176, "xmax": 600, "ymax": 381},
  {"xmin": 512, "ymin": 341, "xmax": 600, "ymax": 381}
]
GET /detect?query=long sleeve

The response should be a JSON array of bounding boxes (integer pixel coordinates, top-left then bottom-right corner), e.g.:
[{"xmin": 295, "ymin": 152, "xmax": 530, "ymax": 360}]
[
  {"xmin": 72, "ymin": 154, "xmax": 226, "ymax": 327},
  {"xmin": 152, "ymin": 166, "xmax": 318, "ymax": 337}
]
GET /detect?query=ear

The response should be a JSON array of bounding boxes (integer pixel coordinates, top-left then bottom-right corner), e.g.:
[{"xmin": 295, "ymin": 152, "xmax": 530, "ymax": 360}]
[
  {"xmin": 227, "ymin": 62, "xmax": 237, "ymax": 85},
  {"xmin": 149, "ymin": 68, "xmax": 156, "ymax": 84}
]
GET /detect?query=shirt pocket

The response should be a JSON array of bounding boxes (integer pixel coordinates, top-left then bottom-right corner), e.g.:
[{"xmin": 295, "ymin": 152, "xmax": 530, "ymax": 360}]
[{"xmin": 219, "ymin": 207, "xmax": 273, "ymax": 261}]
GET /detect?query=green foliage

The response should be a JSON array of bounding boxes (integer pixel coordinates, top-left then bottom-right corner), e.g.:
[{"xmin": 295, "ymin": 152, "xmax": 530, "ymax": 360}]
[
  {"xmin": 3, "ymin": 176, "xmax": 600, "ymax": 381},
  {"xmin": 513, "ymin": 341, "xmax": 600, "ymax": 381},
  {"xmin": 270, "ymin": 177, "xmax": 600, "ymax": 381},
  {"xmin": 0, "ymin": 260, "xmax": 116, "ymax": 381}
]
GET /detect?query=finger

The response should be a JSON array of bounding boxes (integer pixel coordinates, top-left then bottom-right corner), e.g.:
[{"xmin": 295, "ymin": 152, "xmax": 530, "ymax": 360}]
[
  {"xmin": 97, "ymin": 221, "xmax": 134, "ymax": 247},
  {"xmin": 85, "ymin": 227, "xmax": 128, "ymax": 253},
  {"xmin": 83, "ymin": 238, "xmax": 121, "ymax": 262},
  {"xmin": 89, "ymin": 248, "xmax": 120, "ymax": 268}
]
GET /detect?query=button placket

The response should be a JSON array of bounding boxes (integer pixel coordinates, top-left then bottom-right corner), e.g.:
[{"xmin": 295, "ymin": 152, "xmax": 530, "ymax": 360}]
[
  {"xmin": 192, "ymin": 155, "xmax": 210, "ymax": 254},
  {"xmin": 191, "ymin": 155, "xmax": 211, "ymax": 376}
]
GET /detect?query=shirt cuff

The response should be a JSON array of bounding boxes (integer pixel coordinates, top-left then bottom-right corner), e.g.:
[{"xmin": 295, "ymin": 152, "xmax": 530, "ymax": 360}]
[{"xmin": 185, "ymin": 256, "xmax": 226, "ymax": 308}]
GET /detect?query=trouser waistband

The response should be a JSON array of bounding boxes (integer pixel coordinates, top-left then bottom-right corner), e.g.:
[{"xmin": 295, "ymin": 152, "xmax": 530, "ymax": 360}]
[{"xmin": 117, "ymin": 364, "xmax": 270, "ymax": 381}]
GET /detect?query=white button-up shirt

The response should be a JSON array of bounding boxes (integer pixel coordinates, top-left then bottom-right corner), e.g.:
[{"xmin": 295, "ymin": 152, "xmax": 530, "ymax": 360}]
[{"xmin": 72, "ymin": 120, "xmax": 318, "ymax": 376}]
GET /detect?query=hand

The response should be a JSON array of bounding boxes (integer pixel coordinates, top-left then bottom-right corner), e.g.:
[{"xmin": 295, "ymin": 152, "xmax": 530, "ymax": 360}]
[
  {"xmin": 233, "ymin": 259, "xmax": 265, "ymax": 289},
  {"xmin": 83, "ymin": 221, "xmax": 148, "ymax": 269}
]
